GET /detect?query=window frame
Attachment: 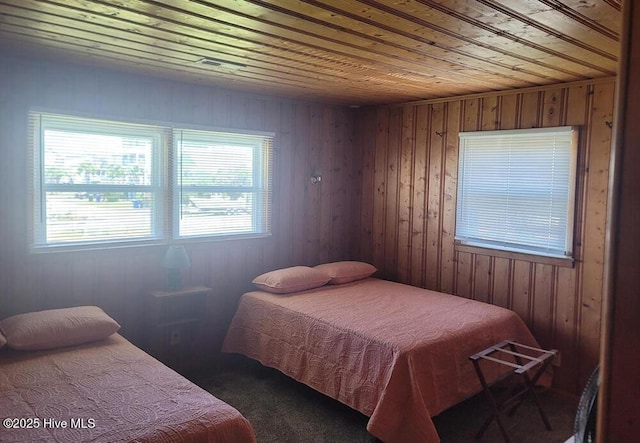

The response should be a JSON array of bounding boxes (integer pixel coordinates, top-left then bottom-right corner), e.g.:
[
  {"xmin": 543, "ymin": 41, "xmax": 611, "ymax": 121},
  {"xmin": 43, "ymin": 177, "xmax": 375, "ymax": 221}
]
[
  {"xmin": 454, "ymin": 126, "xmax": 579, "ymax": 261},
  {"xmin": 28, "ymin": 110, "xmax": 274, "ymax": 252},
  {"xmin": 171, "ymin": 126, "xmax": 274, "ymax": 240}
]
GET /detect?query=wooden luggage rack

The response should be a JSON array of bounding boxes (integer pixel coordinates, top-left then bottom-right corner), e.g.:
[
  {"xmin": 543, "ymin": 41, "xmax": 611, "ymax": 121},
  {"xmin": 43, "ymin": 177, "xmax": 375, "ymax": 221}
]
[{"xmin": 469, "ymin": 340, "xmax": 557, "ymax": 443}]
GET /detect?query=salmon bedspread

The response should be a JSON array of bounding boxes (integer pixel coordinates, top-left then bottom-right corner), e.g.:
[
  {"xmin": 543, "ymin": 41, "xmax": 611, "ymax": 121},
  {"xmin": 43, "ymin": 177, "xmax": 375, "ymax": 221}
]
[
  {"xmin": 222, "ymin": 277, "xmax": 546, "ymax": 443},
  {"xmin": 0, "ymin": 334, "xmax": 256, "ymax": 443}
]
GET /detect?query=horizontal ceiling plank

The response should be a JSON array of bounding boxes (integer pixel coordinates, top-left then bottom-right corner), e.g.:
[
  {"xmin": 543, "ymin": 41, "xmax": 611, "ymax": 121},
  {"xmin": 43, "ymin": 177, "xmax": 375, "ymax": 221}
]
[
  {"xmin": 0, "ymin": 8, "xmax": 442, "ymax": 96},
  {"xmin": 142, "ymin": 0, "xmax": 549, "ymax": 87},
  {"xmin": 0, "ymin": 35, "xmax": 406, "ymax": 104},
  {"xmin": 472, "ymin": 0, "xmax": 619, "ymax": 48},
  {"xmin": 533, "ymin": 0, "xmax": 620, "ymax": 40},
  {"xmin": 238, "ymin": 0, "xmax": 580, "ymax": 84},
  {"xmin": 406, "ymin": 0, "xmax": 618, "ymax": 74},
  {"xmin": 0, "ymin": 0, "xmax": 621, "ymax": 105},
  {"xmin": 0, "ymin": 29, "xmax": 442, "ymax": 105},
  {"xmin": 0, "ymin": 0, "xmax": 389, "ymax": 79},
  {"xmin": 468, "ymin": 0, "xmax": 618, "ymax": 50},
  {"xmin": 185, "ymin": 0, "xmax": 562, "ymax": 84},
  {"xmin": 300, "ymin": 0, "xmax": 601, "ymax": 80},
  {"xmin": 0, "ymin": 28, "xmax": 329, "ymax": 92},
  {"xmin": 25, "ymin": 0, "xmax": 521, "ymax": 94}
]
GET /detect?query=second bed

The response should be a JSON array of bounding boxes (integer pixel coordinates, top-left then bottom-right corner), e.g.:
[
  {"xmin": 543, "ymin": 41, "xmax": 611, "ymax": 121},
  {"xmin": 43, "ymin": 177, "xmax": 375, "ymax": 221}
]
[{"xmin": 222, "ymin": 265, "xmax": 548, "ymax": 443}]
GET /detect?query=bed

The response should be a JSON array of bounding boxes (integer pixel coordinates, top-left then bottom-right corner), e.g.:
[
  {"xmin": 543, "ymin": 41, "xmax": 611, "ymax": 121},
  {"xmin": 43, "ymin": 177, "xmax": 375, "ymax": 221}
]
[
  {"xmin": 222, "ymin": 262, "xmax": 549, "ymax": 443},
  {"xmin": 0, "ymin": 306, "xmax": 256, "ymax": 443}
]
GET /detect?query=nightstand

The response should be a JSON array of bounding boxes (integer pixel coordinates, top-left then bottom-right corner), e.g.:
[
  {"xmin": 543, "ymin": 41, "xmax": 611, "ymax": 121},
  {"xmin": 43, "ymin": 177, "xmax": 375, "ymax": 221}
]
[{"xmin": 145, "ymin": 285, "xmax": 212, "ymax": 375}]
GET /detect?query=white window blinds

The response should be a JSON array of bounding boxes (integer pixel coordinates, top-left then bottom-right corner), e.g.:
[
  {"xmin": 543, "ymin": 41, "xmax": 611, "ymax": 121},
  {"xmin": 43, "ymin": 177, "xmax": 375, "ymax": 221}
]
[
  {"xmin": 455, "ymin": 126, "xmax": 578, "ymax": 258},
  {"xmin": 173, "ymin": 128, "xmax": 274, "ymax": 239},
  {"xmin": 29, "ymin": 111, "xmax": 274, "ymax": 251},
  {"xmin": 30, "ymin": 112, "xmax": 165, "ymax": 248}
]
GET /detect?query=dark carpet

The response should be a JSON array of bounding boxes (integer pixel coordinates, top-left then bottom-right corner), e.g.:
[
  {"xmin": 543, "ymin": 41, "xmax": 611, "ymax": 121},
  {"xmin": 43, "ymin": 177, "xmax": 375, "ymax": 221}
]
[{"xmin": 196, "ymin": 355, "xmax": 577, "ymax": 443}]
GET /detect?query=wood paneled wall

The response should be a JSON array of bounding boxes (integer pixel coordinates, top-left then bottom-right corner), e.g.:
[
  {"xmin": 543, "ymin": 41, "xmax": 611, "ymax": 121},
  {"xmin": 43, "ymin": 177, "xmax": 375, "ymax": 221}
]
[
  {"xmin": 0, "ymin": 56, "xmax": 360, "ymax": 347},
  {"xmin": 356, "ymin": 79, "xmax": 616, "ymax": 395},
  {"xmin": 0, "ymin": 54, "xmax": 615, "ymax": 396}
]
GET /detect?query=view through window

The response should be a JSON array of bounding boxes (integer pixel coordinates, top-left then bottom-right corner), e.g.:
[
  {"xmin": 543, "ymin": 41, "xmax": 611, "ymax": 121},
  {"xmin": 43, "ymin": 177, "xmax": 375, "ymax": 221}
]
[{"xmin": 30, "ymin": 112, "xmax": 273, "ymax": 250}]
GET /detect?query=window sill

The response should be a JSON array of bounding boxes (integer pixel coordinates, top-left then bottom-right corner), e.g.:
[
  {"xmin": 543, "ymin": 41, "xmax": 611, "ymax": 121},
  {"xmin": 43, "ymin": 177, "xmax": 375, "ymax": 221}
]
[
  {"xmin": 454, "ymin": 242, "xmax": 575, "ymax": 268},
  {"xmin": 29, "ymin": 233, "xmax": 273, "ymax": 255},
  {"xmin": 29, "ymin": 239, "xmax": 168, "ymax": 255}
]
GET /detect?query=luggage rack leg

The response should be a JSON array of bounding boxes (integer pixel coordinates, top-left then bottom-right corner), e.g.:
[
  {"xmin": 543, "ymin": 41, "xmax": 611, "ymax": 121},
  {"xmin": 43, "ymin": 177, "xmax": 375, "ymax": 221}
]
[{"xmin": 469, "ymin": 341, "xmax": 556, "ymax": 443}]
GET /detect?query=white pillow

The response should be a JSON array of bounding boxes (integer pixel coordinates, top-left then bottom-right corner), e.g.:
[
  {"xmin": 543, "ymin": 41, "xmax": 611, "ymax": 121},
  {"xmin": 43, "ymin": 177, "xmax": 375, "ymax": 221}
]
[
  {"xmin": 0, "ymin": 306, "xmax": 120, "ymax": 351},
  {"xmin": 252, "ymin": 266, "xmax": 331, "ymax": 294},
  {"xmin": 314, "ymin": 261, "xmax": 377, "ymax": 284}
]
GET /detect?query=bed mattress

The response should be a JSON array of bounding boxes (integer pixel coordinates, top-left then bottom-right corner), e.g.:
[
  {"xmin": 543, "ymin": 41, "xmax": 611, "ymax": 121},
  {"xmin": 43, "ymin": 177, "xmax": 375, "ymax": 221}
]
[
  {"xmin": 0, "ymin": 333, "xmax": 256, "ymax": 443},
  {"xmin": 223, "ymin": 277, "xmax": 547, "ymax": 443}
]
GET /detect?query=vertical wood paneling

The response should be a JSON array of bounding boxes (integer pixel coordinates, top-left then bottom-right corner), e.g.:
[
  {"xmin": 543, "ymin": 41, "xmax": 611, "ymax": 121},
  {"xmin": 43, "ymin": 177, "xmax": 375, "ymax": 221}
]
[
  {"xmin": 462, "ymin": 98, "xmax": 481, "ymax": 131},
  {"xmin": 532, "ymin": 264, "xmax": 554, "ymax": 348},
  {"xmin": 305, "ymin": 105, "xmax": 323, "ymax": 265},
  {"xmin": 578, "ymin": 81, "xmax": 615, "ymax": 387},
  {"xmin": 410, "ymin": 105, "xmax": 429, "ymax": 288},
  {"xmin": 95, "ymin": 255, "xmax": 125, "ymax": 326},
  {"xmin": 542, "ymin": 87, "xmax": 565, "ymax": 127},
  {"xmin": 512, "ymin": 261, "xmax": 532, "ymax": 324},
  {"xmin": 0, "ymin": 54, "xmax": 616, "ymax": 397},
  {"xmin": 480, "ymin": 96, "xmax": 499, "ymax": 130},
  {"xmin": 292, "ymin": 103, "xmax": 311, "ymax": 265},
  {"xmin": 555, "ymin": 266, "xmax": 579, "ymax": 394},
  {"xmin": 318, "ymin": 107, "xmax": 335, "ymax": 264},
  {"xmin": 519, "ymin": 91, "xmax": 542, "ymax": 128},
  {"xmin": 0, "ymin": 57, "xmax": 360, "ymax": 352},
  {"xmin": 456, "ymin": 251, "xmax": 473, "ymax": 299},
  {"xmin": 42, "ymin": 258, "xmax": 71, "ymax": 310},
  {"xmin": 358, "ymin": 79, "xmax": 615, "ymax": 395},
  {"xmin": 397, "ymin": 106, "xmax": 415, "ymax": 284},
  {"xmin": 473, "ymin": 255, "xmax": 491, "ymax": 303},
  {"xmin": 209, "ymin": 89, "xmax": 233, "ymax": 127},
  {"xmin": 358, "ymin": 108, "xmax": 377, "ymax": 265},
  {"xmin": 492, "ymin": 258, "xmax": 512, "ymax": 309},
  {"xmin": 440, "ymin": 101, "xmax": 460, "ymax": 294},
  {"xmin": 209, "ymin": 244, "xmax": 232, "ymax": 309},
  {"xmin": 71, "ymin": 257, "xmax": 96, "ymax": 307},
  {"xmin": 372, "ymin": 108, "xmax": 390, "ymax": 275},
  {"xmin": 343, "ymin": 108, "xmax": 359, "ymax": 261},
  {"xmin": 244, "ymin": 242, "xmax": 264, "ymax": 292},
  {"xmin": 275, "ymin": 103, "xmax": 295, "ymax": 269},
  {"xmin": 189, "ymin": 246, "xmax": 212, "ymax": 287},
  {"xmin": 259, "ymin": 100, "xmax": 281, "ymax": 267},
  {"xmin": 121, "ymin": 250, "xmax": 159, "ymax": 340},
  {"xmin": 499, "ymin": 94, "xmax": 519, "ymax": 130},
  {"xmin": 384, "ymin": 108, "xmax": 402, "ymax": 280},
  {"xmin": 426, "ymin": 104, "xmax": 444, "ymax": 290},
  {"xmin": 330, "ymin": 108, "xmax": 350, "ymax": 261}
]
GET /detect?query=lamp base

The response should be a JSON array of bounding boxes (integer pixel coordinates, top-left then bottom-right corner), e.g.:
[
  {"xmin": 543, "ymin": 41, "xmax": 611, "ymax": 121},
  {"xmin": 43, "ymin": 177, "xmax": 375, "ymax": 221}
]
[{"xmin": 167, "ymin": 269, "xmax": 182, "ymax": 291}]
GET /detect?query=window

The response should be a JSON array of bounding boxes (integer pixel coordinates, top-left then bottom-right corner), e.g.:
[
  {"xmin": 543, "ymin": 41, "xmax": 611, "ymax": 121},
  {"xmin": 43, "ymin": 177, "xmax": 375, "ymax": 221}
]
[
  {"xmin": 455, "ymin": 126, "xmax": 578, "ymax": 259},
  {"xmin": 29, "ymin": 111, "xmax": 273, "ymax": 250},
  {"xmin": 174, "ymin": 129, "xmax": 272, "ymax": 238}
]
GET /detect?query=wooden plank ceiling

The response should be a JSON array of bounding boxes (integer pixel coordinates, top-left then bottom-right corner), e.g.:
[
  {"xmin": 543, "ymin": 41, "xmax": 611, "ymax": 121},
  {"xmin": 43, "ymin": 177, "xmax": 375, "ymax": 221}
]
[{"xmin": 0, "ymin": 0, "xmax": 622, "ymax": 106}]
